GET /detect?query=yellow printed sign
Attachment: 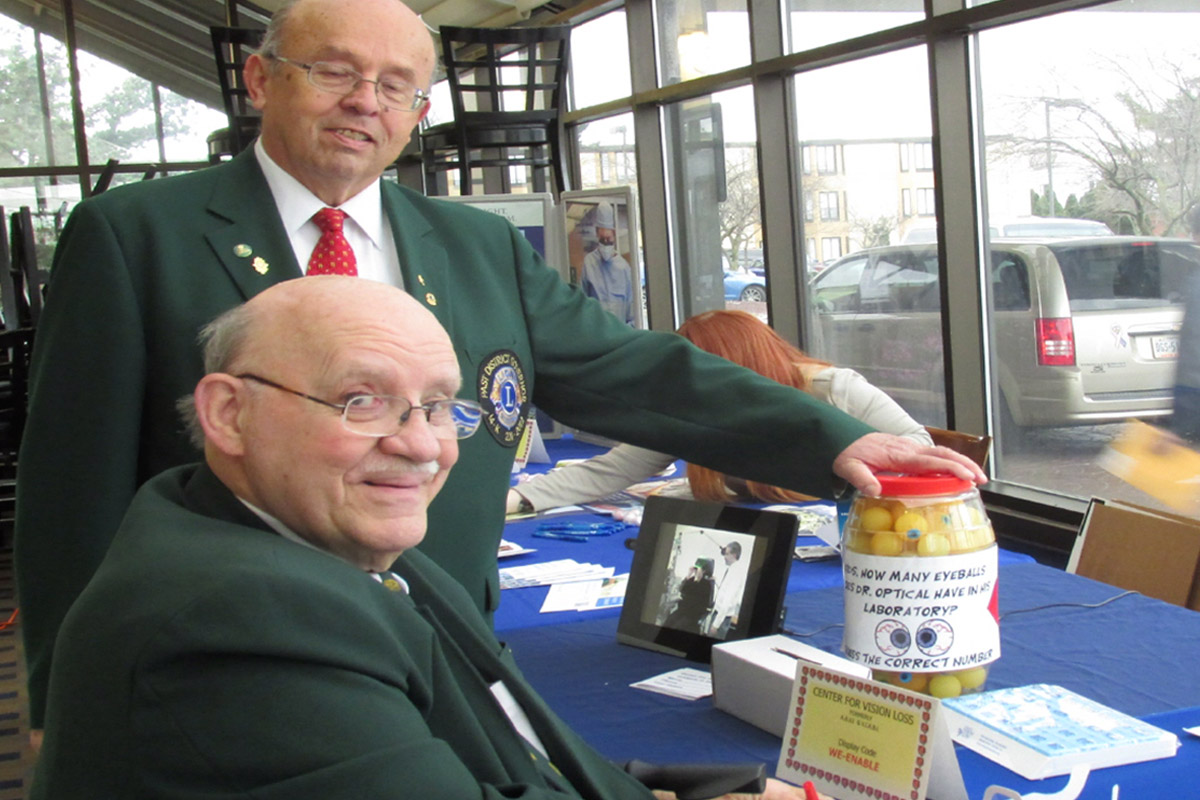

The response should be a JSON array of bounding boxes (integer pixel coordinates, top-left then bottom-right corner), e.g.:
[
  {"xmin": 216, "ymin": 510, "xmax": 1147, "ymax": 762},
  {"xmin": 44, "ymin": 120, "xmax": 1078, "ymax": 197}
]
[{"xmin": 777, "ymin": 666, "xmax": 965, "ymax": 800}]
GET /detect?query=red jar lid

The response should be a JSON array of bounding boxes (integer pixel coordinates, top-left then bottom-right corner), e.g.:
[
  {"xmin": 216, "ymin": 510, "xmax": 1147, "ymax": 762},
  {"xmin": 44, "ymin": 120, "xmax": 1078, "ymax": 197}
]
[{"xmin": 874, "ymin": 473, "xmax": 974, "ymax": 496}]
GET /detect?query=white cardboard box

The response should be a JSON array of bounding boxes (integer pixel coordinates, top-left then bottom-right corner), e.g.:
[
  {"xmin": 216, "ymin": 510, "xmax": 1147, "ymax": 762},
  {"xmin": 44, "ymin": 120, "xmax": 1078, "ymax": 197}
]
[{"xmin": 710, "ymin": 634, "xmax": 871, "ymax": 736}]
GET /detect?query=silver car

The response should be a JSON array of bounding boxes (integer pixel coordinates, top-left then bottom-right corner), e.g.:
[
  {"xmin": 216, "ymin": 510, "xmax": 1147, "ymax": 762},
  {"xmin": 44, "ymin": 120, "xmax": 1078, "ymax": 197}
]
[{"xmin": 807, "ymin": 237, "xmax": 1200, "ymax": 428}]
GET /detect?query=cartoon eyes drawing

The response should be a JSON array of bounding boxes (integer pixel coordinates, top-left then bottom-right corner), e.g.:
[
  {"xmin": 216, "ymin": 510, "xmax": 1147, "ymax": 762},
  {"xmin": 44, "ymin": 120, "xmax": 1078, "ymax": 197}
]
[
  {"xmin": 874, "ymin": 618, "xmax": 956, "ymax": 657},
  {"xmin": 915, "ymin": 619, "xmax": 954, "ymax": 657},
  {"xmin": 875, "ymin": 619, "xmax": 911, "ymax": 656}
]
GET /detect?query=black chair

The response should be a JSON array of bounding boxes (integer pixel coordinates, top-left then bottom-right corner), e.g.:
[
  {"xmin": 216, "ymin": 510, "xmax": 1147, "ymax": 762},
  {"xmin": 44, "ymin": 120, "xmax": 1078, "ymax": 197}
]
[
  {"xmin": 0, "ymin": 207, "xmax": 17, "ymax": 332},
  {"xmin": 0, "ymin": 325, "xmax": 34, "ymax": 547},
  {"xmin": 8, "ymin": 208, "xmax": 43, "ymax": 329},
  {"xmin": 421, "ymin": 25, "xmax": 571, "ymax": 197},
  {"xmin": 92, "ymin": 158, "xmax": 120, "ymax": 195},
  {"xmin": 209, "ymin": 26, "xmax": 267, "ymax": 162}
]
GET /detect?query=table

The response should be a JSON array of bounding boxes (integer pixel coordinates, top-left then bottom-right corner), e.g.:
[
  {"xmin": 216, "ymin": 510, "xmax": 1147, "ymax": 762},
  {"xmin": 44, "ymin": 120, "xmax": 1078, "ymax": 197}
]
[
  {"xmin": 501, "ymin": 563, "xmax": 1200, "ymax": 799},
  {"xmin": 501, "ymin": 440, "xmax": 1200, "ymax": 798}
]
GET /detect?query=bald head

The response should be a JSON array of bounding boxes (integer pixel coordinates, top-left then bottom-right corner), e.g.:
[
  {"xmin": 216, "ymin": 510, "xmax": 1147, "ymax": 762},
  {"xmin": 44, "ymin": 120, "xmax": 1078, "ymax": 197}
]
[{"xmin": 190, "ymin": 277, "xmax": 465, "ymax": 570}]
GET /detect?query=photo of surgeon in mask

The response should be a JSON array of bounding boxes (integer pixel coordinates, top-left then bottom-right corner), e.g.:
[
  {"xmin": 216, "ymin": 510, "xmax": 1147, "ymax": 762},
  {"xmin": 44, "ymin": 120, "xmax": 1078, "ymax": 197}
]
[{"xmin": 578, "ymin": 200, "xmax": 637, "ymax": 326}]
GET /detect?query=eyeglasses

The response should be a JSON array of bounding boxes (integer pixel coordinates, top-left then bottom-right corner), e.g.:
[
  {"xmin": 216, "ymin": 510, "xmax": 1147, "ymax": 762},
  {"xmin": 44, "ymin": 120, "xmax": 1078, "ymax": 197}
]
[
  {"xmin": 239, "ymin": 374, "xmax": 482, "ymax": 440},
  {"xmin": 268, "ymin": 55, "xmax": 431, "ymax": 112}
]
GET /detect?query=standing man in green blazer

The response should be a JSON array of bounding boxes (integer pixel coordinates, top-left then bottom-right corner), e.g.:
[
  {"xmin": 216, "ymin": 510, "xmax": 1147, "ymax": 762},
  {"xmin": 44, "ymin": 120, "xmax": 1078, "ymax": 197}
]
[
  {"xmin": 33, "ymin": 276, "xmax": 828, "ymax": 800},
  {"xmin": 14, "ymin": 0, "xmax": 984, "ymax": 732}
]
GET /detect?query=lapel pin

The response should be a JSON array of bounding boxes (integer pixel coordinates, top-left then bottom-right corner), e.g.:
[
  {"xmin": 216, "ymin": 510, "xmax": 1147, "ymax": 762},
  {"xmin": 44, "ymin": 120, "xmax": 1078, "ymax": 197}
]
[
  {"xmin": 418, "ymin": 274, "xmax": 426, "ymax": 286},
  {"xmin": 233, "ymin": 244, "xmax": 252, "ymax": 258},
  {"xmin": 252, "ymin": 257, "xmax": 269, "ymax": 275},
  {"xmin": 425, "ymin": 292, "xmax": 437, "ymax": 306}
]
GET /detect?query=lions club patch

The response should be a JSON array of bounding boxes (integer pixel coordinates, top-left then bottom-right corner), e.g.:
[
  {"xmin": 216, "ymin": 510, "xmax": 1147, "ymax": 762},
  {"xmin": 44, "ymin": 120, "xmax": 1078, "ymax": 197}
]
[{"xmin": 477, "ymin": 350, "xmax": 528, "ymax": 447}]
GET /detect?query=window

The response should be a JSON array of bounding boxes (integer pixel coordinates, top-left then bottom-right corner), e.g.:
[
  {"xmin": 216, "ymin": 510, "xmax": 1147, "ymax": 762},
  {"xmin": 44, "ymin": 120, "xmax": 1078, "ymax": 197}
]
[
  {"xmin": 577, "ymin": 113, "xmax": 638, "ymax": 191},
  {"xmin": 663, "ymin": 86, "xmax": 764, "ymax": 321},
  {"xmin": 912, "ymin": 141, "xmax": 934, "ymax": 171},
  {"xmin": 819, "ymin": 192, "xmax": 840, "ymax": 221},
  {"xmin": 977, "ymin": 1, "xmax": 1200, "ymax": 509},
  {"xmin": 814, "ymin": 145, "xmax": 838, "ymax": 174},
  {"xmin": 821, "ymin": 237, "xmax": 843, "ymax": 261},
  {"xmin": 570, "ymin": 11, "xmax": 632, "ymax": 108},
  {"xmin": 915, "ymin": 188, "xmax": 935, "ymax": 216},
  {"xmin": 902, "ymin": 189, "xmax": 913, "ymax": 217},
  {"xmin": 657, "ymin": 0, "xmax": 751, "ymax": 85},
  {"xmin": 797, "ymin": 46, "xmax": 944, "ymax": 425},
  {"xmin": 787, "ymin": 0, "xmax": 922, "ymax": 54}
]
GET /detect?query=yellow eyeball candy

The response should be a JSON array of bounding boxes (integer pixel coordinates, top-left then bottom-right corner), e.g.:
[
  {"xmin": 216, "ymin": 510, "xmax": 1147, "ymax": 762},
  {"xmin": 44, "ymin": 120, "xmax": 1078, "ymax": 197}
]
[
  {"xmin": 928, "ymin": 674, "xmax": 963, "ymax": 698},
  {"xmin": 870, "ymin": 532, "xmax": 905, "ymax": 556},
  {"xmin": 925, "ymin": 505, "xmax": 955, "ymax": 531},
  {"xmin": 953, "ymin": 667, "xmax": 988, "ymax": 691},
  {"xmin": 917, "ymin": 532, "xmax": 951, "ymax": 557},
  {"xmin": 893, "ymin": 512, "xmax": 928, "ymax": 537},
  {"xmin": 859, "ymin": 506, "xmax": 894, "ymax": 532},
  {"xmin": 890, "ymin": 671, "xmax": 929, "ymax": 692},
  {"xmin": 845, "ymin": 528, "xmax": 873, "ymax": 552}
]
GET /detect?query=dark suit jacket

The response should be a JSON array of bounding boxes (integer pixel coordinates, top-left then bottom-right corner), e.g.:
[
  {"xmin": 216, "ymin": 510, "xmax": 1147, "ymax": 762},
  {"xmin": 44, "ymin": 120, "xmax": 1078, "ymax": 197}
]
[
  {"xmin": 31, "ymin": 464, "xmax": 657, "ymax": 799},
  {"xmin": 15, "ymin": 148, "xmax": 872, "ymax": 725}
]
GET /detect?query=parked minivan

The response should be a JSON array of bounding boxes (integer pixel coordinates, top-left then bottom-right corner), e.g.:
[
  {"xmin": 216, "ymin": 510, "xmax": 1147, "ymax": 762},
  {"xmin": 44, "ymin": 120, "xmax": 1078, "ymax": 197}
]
[
  {"xmin": 807, "ymin": 237, "xmax": 1200, "ymax": 428},
  {"xmin": 902, "ymin": 216, "xmax": 1114, "ymax": 244}
]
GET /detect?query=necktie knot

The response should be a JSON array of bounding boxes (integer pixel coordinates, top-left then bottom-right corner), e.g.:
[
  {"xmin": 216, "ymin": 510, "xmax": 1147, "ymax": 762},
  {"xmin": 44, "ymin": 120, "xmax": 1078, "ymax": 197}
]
[
  {"xmin": 313, "ymin": 207, "xmax": 346, "ymax": 234},
  {"xmin": 307, "ymin": 208, "xmax": 357, "ymax": 276}
]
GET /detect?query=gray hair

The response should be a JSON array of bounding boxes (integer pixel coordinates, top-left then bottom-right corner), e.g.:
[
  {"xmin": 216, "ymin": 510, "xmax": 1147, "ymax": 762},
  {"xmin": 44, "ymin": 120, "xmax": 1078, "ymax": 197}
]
[
  {"xmin": 176, "ymin": 301, "xmax": 260, "ymax": 449},
  {"xmin": 256, "ymin": 0, "xmax": 301, "ymax": 61}
]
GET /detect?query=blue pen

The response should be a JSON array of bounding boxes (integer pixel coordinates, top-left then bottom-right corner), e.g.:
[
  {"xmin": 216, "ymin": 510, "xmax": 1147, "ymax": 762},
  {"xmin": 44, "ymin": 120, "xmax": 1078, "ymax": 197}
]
[
  {"xmin": 536, "ymin": 522, "xmax": 623, "ymax": 536},
  {"xmin": 532, "ymin": 530, "xmax": 590, "ymax": 543}
]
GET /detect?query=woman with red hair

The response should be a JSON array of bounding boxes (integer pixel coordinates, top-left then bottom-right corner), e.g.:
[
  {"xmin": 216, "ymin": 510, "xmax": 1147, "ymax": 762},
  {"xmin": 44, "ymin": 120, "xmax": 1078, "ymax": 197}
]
[{"xmin": 508, "ymin": 310, "xmax": 932, "ymax": 513}]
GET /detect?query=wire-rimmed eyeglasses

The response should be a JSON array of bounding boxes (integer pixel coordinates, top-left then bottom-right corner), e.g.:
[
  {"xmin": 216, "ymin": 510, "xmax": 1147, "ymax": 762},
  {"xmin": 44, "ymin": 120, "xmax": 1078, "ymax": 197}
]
[
  {"xmin": 268, "ymin": 54, "xmax": 431, "ymax": 112},
  {"xmin": 239, "ymin": 374, "xmax": 481, "ymax": 440}
]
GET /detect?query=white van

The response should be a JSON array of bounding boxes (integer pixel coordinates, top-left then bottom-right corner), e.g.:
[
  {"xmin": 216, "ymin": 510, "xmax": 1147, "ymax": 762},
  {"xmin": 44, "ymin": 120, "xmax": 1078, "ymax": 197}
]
[{"xmin": 901, "ymin": 217, "xmax": 1114, "ymax": 244}]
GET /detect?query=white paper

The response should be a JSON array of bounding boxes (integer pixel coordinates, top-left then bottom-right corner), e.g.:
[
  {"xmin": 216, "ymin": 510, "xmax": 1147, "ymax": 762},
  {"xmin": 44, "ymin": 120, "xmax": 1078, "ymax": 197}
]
[
  {"xmin": 498, "ymin": 539, "xmax": 536, "ymax": 558},
  {"xmin": 630, "ymin": 667, "xmax": 713, "ymax": 700},
  {"xmin": 540, "ymin": 574, "xmax": 628, "ymax": 612},
  {"xmin": 499, "ymin": 559, "xmax": 614, "ymax": 589}
]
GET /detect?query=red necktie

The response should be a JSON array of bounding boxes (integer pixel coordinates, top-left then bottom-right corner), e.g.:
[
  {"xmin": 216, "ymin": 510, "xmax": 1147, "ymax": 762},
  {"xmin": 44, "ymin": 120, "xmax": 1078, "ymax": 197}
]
[{"xmin": 306, "ymin": 208, "xmax": 358, "ymax": 276}]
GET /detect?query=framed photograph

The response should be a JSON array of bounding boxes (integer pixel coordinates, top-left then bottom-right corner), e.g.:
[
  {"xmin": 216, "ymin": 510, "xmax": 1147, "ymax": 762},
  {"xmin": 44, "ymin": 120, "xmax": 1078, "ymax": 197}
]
[
  {"xmin": 443, "ymin": 192, "xmax": 560, "ymax": 265},
  {"xmin": 617, "ymin": 496, "xmax": 799, "ymax": 662},
  {"xmin": 560, "ymin": 187, "xmax": 644, "ymax": 329}
]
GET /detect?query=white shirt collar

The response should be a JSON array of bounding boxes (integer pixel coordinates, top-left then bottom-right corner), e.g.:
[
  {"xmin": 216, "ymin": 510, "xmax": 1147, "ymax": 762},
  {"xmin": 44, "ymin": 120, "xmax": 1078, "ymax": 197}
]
[
  {"xmin": 236, "ymin": 495, "xmax": 409, "ymax": 592},
  {"xmin": 253, "ymin": 138, "xmax": 387, "ymax": 252}
]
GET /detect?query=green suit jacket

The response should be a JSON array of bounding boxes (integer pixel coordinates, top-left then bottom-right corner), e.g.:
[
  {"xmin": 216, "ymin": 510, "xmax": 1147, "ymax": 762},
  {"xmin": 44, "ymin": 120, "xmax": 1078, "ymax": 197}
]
[
  {"xmin": 31, "ymin": 464, "xmax": 657, "ymax": 799},
  {"xmin": 15, "ymin": 149, "xmax": 872, "ymax": 725}
]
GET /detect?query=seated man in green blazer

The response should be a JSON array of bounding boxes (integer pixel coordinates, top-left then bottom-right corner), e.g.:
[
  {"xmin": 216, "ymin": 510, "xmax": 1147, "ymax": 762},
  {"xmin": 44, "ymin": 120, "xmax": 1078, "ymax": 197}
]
[{"xmin": 32, "ymin": 276, "xmax": 827, "ymax": 800}]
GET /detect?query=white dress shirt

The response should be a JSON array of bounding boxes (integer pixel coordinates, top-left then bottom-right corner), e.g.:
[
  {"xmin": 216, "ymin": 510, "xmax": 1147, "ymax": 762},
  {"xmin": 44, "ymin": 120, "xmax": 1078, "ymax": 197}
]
[{"xmin": 253, "ymin": 139, "xmax": 404, "ymax": 289}]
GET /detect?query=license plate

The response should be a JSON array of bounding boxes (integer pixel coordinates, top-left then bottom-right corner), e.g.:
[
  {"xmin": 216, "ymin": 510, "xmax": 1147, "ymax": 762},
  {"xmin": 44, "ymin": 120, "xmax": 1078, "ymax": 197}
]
[{"xmin": 1151, "ymin": 335, "xmax": 1179, "ymax": 359}]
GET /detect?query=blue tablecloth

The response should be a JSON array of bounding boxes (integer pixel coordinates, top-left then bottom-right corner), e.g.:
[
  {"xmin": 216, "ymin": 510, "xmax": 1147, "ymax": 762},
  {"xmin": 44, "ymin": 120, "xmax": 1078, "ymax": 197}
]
[
  {"xmin": 501, "ymin": 563, "xmax": 1200, "ymax": 799},
  {"xmin": 505, "ymin": 435, "xmax": 1200, "ymax": 797}
]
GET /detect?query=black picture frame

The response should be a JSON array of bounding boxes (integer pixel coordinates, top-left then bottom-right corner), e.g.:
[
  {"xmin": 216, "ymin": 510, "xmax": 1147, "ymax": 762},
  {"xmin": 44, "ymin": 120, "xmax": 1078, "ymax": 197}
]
[{"xmin": 617, "ymin": 496, "xmax": 799, "ymax": 662}]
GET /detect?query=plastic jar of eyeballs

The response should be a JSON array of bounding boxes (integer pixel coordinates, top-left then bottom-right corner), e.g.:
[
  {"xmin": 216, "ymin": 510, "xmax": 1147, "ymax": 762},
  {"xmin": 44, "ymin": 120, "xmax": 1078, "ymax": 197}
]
[{"xmin": 840, "ymin": 473, "xmax": 1000, "ymax": 699}]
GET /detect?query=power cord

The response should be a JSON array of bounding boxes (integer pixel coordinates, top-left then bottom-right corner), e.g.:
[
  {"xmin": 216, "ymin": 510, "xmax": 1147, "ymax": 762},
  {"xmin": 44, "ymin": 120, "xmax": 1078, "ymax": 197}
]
[{"xmin": 778, "ymin": 589, "xmax": 1139, "ymax": 639}]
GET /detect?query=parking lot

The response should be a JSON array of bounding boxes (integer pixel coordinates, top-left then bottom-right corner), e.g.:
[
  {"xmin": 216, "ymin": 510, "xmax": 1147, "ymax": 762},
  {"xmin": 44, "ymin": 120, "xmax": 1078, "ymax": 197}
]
[{"xmin": 727, "ymin": 300, "xmax": 1184, "ymax": 516}]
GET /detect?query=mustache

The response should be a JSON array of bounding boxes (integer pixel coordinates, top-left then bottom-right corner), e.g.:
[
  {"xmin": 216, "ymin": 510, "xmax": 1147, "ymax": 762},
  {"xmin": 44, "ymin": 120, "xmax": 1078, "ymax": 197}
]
[{"xmin": 361, "ymin": 460, "xmax": 441, "ymax": 478}]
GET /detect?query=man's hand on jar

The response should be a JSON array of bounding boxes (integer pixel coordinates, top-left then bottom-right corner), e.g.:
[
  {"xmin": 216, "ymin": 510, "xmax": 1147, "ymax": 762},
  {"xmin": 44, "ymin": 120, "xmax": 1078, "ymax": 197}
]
[{"xmin": 833, "ymin": 432, "xmax": 987, "ymax": 497}]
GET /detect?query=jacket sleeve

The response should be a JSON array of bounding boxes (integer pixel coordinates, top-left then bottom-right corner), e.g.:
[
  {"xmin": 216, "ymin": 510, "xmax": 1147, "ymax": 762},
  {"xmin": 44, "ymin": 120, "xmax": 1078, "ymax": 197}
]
[
  {"xmin": 15, "ymin": 200, "xmax": 149, "ymax": 728},
  {"xmin": 514, "ymin": 444, "xmax": 676, "ymax": 511},
  {"xmin": 503, "ymin": 223, "xmax": 875, "ymax": 497}
]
